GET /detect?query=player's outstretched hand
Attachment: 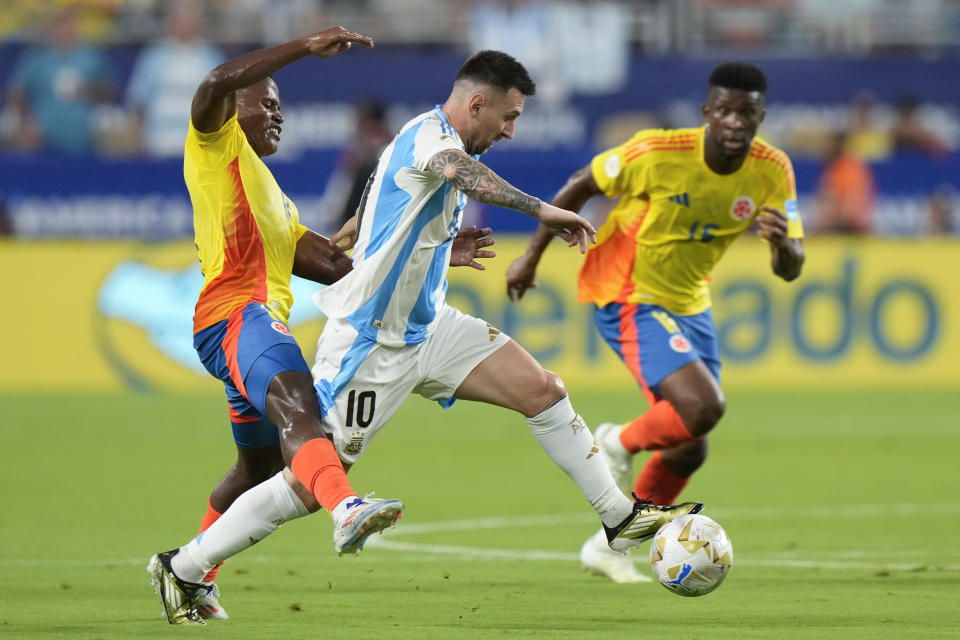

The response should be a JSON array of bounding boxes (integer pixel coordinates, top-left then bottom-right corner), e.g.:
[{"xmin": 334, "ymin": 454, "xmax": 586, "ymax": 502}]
[
  {"xmin": 332, "ymin": 213, "xmax": 358, "ymax": 249},
  {"xmin": 305, "ymin": 26, "xmax": 374, "ymax": 58},
  {"xmin": 537, "ymin": 203, "xmax": 596, "ymax": 253},
  {"xmin": 756, "ymin": 206, "xmax": 789, "ymax": 246},
  {"xmin": 450, "ymin": 226, "xmax": 496, "ymax": 270},
  {"xmin": 506, "ymin": 254, "xmax": 538, "ymax": 301}
]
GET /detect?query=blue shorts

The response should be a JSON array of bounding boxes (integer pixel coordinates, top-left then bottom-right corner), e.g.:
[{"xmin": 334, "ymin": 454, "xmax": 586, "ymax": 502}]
[
  {"xmin": 594, "ymin": 302, "xmax": 721, "ymax": 400},
  {"xmin": 193, "ymin": 302, "xmax": 311, "ymax": 448}
]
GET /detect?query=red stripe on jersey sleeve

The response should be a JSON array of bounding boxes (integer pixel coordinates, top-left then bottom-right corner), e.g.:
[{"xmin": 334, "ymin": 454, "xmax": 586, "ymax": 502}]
[
  {"xmin": 750, "ymin": 143, "xmax": 795, "ymax": 183},
  {"xmin": 624, "ymin": 145, "xmax": 696, "ymax": 162}
]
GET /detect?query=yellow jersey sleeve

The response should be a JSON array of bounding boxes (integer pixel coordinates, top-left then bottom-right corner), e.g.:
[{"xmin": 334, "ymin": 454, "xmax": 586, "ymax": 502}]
[
  {"xmin": 751, "ymin": 143, "xmax": 804, "ymax": 239},
  {"xmin": 590, "ymin": 136, "xmax": 647, "ymax": 198},
  {"xmin": 186, "ymin": 115, "xmax": 245, "ymax": 171}
]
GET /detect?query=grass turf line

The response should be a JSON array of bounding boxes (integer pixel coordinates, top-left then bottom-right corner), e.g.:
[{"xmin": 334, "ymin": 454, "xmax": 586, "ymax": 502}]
[{"xmin": 1, "ymin": 390, "xmax": 958, "ymax": 639}]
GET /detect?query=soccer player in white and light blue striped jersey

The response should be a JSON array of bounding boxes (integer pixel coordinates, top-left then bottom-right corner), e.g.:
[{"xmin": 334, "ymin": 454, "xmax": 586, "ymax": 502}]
[{"xmin": 312, "ymin": 50, "xmax": 704, "ymax": 555}]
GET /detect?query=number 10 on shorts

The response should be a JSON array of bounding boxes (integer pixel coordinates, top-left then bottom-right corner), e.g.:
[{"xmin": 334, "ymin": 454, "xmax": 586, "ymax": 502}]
[{"xmin": 345, "ymin": 390, "xmax": 376, "ymax": 428}]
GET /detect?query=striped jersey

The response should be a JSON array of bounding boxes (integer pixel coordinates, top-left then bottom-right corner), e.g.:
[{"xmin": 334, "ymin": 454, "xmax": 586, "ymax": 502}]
[
  {"xmin": 579, "ymin": 126, "xmax": 804, "ymax": 315},
  {"xmin": 185, "ymin": 114, "xmax": 307, "ymax": 333},
  {"xmin": 312, "ymin": 107, "xmax": 467, "ymax": 347}
]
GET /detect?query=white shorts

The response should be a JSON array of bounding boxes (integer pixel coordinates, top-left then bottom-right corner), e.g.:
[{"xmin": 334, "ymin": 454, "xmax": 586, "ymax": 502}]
[{"xmin": 312, "ymin": 304, "xmax": 511, "ymax": 463}]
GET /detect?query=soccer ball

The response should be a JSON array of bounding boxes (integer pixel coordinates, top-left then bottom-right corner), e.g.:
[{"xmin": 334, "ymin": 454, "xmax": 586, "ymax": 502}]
[{"xmin": 649, "ymin": 513, "xmax": 733, "ymax": 597}]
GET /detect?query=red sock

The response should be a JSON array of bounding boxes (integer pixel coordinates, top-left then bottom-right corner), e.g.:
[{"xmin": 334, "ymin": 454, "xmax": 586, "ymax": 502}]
[
  {"xmin": 619, "ymin": 400, "xmax": 694, "ymax": 453},
  {"xmin": 197, "ymin": 500, "xmax": 224, "ymax": 582},
  {"xmin": 290, "ymin": 438, "xmax": 356, "ymax": 512},
  {"xmin": 633, "ymin": 451, "xmax": 690, "ymax": 505}
]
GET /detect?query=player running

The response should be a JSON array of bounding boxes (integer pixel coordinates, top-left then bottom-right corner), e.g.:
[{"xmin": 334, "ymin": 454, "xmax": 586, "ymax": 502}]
[
  {"xmin": 171, "ymin": 49, "xmax": 705, "ymax": 619},
  {"xmin": 148, "ymin": 27, "xmax": 411, "ymax": 626},
  {"xmin": 506, "ymin": 62, "xmax": 805, "ymax": 583},
  {"xmin": 310, "ymin": 49, "xmax": 703, "ymax": 561}
]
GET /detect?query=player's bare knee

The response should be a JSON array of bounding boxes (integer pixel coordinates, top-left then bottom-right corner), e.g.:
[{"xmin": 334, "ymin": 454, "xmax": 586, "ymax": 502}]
[
  {"xmin": 704, "ymin": 393, "xmax": 725, "ymax": 427},
  {"xmin": 681, "ymin": 395, "xmax": 724, "ymax": 437},
  {"xmin": 525, "ymin": 370, "xmax": 567, "ymax": 416}
]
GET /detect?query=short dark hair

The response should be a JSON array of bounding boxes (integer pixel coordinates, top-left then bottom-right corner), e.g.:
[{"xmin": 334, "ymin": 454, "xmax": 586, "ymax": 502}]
[
  {"xmin": 456, "ymin": 50, "xmax": 536, "ymax": 97},
  {"xmin": 709, "ymin": 62, "xmax": 768, "ymax": 94}
]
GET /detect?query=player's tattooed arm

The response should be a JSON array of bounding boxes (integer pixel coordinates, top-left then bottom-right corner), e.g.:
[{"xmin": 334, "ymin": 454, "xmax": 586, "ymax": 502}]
[
  {"xmin": 428, "ymin": 149, "xmax": 541, "ymax": 216},
  {"xmin": 429, "ymin": 149, "xmax": 596, "ymax": 253}
]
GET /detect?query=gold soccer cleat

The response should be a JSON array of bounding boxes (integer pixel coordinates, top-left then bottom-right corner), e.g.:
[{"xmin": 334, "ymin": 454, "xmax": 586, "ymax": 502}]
[{"xmin": 605, "ymin": 495, "xmax": 704, "ymax": 553}]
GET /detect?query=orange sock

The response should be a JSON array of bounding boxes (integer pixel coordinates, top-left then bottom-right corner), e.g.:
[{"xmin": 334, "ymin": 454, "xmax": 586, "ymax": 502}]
[
  {"xmin": 633, "ymin": 451, "xmax": 690, "ymax": 505},
  {"xmin": 198, "ymin": 499, "xmax": 221, "ymax": 533},
  {"xmin": 619, "ymin": 400, "xmax": 694, "ymax": 453},
  {"xmin": 197, "ymin": 500, "xmax": 224, "ymax": 583},
  {"xmin": 290, "ymin": 438, "xmax": 356, "ymax": 512}
]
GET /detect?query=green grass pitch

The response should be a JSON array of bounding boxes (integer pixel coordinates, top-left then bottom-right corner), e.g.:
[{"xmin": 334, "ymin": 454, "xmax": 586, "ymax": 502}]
[{"xmin": 1, "ymin": 389, "xmax": 958, "ymax": 639}]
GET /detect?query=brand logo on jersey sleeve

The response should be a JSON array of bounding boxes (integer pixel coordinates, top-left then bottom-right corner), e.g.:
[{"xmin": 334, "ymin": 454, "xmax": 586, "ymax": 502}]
[
  {"xmin": 785, "ymin": 198, "xmax": 799, "ymax": 221},
  {"xmin": 730, "ymin": 196, "xmax": 755, "ymax": 221},
  {"xmin": 271, "ymin": 321, "xmax": 291, "ymax": 335},
  {"xmin": 604, "ymin": 154, "xmax": 622, "ymax": 179},
  {"xmin": 669, "ymin": 334, "xmax": 692, "ymax": 353}
]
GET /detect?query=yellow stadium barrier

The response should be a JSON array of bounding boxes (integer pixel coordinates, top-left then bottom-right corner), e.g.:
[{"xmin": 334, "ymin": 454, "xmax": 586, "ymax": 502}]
[{"xmin": 4, "ymin": 236, "xmax": 958, "ymax": 392}]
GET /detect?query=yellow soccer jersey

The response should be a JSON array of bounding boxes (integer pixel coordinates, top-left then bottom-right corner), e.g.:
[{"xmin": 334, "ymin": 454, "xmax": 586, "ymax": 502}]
[
  {"xmin": 184, "ymin": 114, "xmax": 308, "ymax": 333},
  {"xmin": 579, "ymin": 126, "xmax": 804, "ymax": 315}
]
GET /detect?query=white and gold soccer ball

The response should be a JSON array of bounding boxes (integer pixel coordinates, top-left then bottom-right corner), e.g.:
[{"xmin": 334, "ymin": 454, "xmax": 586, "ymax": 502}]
[{"xmin": 649, "ymin": 513, "xmax": 733, "ymax": 597}]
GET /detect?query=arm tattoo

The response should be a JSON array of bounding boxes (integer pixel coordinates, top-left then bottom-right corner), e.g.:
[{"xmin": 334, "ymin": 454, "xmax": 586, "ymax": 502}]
[{"xmin": 429, "ymin": 149, "xmax": 541, "ymax": 216}]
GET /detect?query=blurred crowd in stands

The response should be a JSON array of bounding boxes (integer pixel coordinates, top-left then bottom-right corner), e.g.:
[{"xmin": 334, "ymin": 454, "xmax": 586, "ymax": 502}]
[
  {"xmin": 811, "ymin": 92, "xmax": 955, "ymax": 235},
  {"xmin": 0, "ymin": 0, "xmax": 957, "ymax": 237}
]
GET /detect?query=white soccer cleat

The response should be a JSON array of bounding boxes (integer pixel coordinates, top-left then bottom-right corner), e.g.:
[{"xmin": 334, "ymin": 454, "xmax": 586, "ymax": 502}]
[
  {"xmin": 594, "ymin": 422, "xmax": 633, "ymax": 493},
  {"xmin": 333, "ymin": 495, "xmax": 403, "ymax": 555},
  {"xmin": 196, "ymin": 582, "xmax": 229, "ymax": 620},
  {"xmin": 580, "ymin": 527, "xmax": 652, "ymax": 584}
]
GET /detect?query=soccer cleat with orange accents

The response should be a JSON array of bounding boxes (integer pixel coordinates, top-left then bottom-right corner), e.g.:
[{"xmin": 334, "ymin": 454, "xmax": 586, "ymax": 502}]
[
  {"xmin": 196, "ymin": 582, "xmax": 229, "ymax": 620},
  {"xmin": 333, "ymin": 495, "xmax": 403, "ymax": 555}
]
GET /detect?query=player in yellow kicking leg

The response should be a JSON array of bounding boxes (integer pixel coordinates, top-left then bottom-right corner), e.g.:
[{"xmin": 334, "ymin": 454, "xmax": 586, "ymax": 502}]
[{"xmin": 507, "ymin": 62, "xmax": 805, "ymax": 584}]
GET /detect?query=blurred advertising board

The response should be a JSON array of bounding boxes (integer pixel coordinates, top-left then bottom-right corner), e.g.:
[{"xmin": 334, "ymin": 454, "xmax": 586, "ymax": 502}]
[{"xmin": 4, "ymin": 236, "xmax": 957, "ymax": 393}]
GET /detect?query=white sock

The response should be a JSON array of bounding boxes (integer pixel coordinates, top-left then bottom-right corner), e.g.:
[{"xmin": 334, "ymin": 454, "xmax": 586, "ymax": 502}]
[
  {"xmin": 527, "ymin": 396, "xmax": 634, "ymax": 528},
  {"xmin": 171, "ymin": 471, "xmax": 309, "ymax": 583}
]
